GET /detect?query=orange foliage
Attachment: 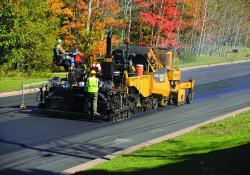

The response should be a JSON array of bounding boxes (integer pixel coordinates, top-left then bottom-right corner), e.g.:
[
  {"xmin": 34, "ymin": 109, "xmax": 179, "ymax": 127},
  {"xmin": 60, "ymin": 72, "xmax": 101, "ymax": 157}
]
[
  {"xmin": 182, "ymin": 0, "xmax": 203, "ymax": 28},
  {"xmin": 92, "ymin": 40, "xmax": 106, "ymax": 55},
  {"xmin": 47, "ymin": 0, "xmax": 63, "ymax": 15},
  {"xmin": 47, "ymin": 0, "xmax": 123, "ymax": 54},
  {"xmin": 91, "ymin": 35, "xmax": 120, "ymax": 55}
]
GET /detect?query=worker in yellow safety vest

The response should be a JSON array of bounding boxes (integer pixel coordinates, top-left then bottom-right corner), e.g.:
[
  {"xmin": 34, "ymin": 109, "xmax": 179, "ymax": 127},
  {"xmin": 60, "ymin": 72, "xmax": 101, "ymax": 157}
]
[{"xmin": 86, "ymin": 70, "xmax": 100, "ymax": 118}]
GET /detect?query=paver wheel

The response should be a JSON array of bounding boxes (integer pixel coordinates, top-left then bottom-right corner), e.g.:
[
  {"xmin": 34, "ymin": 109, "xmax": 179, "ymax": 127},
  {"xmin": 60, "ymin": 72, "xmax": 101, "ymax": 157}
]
[
  {"xmin": 186, "ymin": 91, "xmax": 194, "ymax": 104},
  {"xmin": 152, "ymin": 98, "xmax": 159, "ymax": 109}
]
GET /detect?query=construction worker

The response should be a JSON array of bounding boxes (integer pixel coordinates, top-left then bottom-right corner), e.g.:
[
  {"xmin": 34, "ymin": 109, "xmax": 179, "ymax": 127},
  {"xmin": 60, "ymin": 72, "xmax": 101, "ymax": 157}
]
[
  {"xmin": 86, "ymin": 70, "xmax": 99, "ymax": 118},
  {"xmin": 56, "ymin": 39, "xmax": 75, "ymax": 70},
  {"xmin": 56, "ymin": 39, "xmax": 68, "ymax": 55}
]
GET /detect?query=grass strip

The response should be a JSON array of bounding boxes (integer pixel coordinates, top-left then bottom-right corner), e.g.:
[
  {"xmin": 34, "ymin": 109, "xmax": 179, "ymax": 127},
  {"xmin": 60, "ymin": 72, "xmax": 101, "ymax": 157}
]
[
  {"xmin": 0, "ymin": 73, "xmax": 67, "ymax": 93},
  {"xmin": 179, "ymin": 48, "xmax": 250, "ymax": 68},
  {"xmin": 76, "ymin": 110, "xmax": 250, "ymax": 175}
]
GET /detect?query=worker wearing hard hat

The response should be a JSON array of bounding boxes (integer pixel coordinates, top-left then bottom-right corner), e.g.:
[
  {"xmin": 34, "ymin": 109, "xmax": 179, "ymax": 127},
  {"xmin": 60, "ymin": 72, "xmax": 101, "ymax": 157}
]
[
  {"xmin": 56, "ymin": 39, "xmax": 68, "ymax": 54},
  {"xmin": 86, "ymin": 70, "xmax": 100, "ymax": 118},
  {"xmin": 56, "ymin": 39, "xmax": 75, "ymax": 70}
]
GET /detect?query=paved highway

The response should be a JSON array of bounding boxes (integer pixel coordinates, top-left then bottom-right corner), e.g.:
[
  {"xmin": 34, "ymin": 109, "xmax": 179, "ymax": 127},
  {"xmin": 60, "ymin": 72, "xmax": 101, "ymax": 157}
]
[{"xmin": 0, "ymin": 62, "xmax": 250, "ymax": 175}]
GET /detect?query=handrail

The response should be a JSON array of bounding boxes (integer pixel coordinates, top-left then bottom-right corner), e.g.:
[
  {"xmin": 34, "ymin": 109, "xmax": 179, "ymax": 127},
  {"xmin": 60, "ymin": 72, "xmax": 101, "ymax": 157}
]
[
  {"xmin": 20, "ymin": 80, "xmax": 50, "ymax": 109},
  {"xmin": 22, "ymin": 81, "xmax": 49, "ymax": 88}
]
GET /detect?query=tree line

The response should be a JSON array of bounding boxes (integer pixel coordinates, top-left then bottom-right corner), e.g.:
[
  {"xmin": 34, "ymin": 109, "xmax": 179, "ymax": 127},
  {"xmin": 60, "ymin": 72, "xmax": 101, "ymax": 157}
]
[{"xmin": 0, "ymin": 0, "xmax": 249, "ymax": 72}]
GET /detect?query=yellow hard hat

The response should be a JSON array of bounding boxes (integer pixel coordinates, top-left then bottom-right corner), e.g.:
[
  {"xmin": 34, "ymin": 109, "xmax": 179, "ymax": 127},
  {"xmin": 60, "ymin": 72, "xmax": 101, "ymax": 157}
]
[{"xmin": 90, "ymin": 70, "xmax": 96, "ymax": 74}]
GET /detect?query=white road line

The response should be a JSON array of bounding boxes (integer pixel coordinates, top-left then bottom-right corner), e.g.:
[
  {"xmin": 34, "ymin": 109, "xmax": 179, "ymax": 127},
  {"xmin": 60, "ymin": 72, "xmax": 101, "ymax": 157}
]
[{"xmin": 111, "ymin": 138, "xmax": 131, "ymax": 146}]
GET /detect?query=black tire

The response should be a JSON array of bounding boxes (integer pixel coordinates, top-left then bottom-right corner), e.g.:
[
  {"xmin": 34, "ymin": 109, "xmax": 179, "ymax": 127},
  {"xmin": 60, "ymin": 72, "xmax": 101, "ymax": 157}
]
[
  {"xmin": 108, "ymin": 112, "xmax": 115, "ymax": 122},
  {"xmin": 152, "ymin": 98, "xmax": 159, "ymax": 109},
  {"xmin": 112, "ymin": 115, "xmax": 117, "ymax": 122},
  {"xmin": 127, "ymin": 110, "xmax": 131, "ymax": 119},
  {"xmin": 160, "ymin": 98, "xmax": 168, "ymax": 107},
  {"xmin": 186, "ymin": 92, "xmax": 194, "ymax": 104},
  {"xmin": 171, "ymin": 93, "xmax": 179, "ymax": 106}
]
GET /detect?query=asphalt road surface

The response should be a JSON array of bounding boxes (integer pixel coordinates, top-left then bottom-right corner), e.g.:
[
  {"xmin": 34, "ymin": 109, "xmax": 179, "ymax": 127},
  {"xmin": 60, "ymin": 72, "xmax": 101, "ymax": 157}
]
[{"xmin": 0, "ymin": 62, "xmax": 250, "ymax": 175}]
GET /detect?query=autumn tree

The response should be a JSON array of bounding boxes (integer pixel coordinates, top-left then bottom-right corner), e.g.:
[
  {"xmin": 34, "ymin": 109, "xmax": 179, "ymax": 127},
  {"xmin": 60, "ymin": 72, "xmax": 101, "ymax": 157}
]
[
  {"xmin": 130, "ymin": 0, "xmax": 183, "ymax": 47},
  {"xmin": 0, "ymin": 0, "xmax": 59, "ymax": 72},
  {"xmin": 50, "ymin": 0, "xmax": 124, "ymax": 55}
]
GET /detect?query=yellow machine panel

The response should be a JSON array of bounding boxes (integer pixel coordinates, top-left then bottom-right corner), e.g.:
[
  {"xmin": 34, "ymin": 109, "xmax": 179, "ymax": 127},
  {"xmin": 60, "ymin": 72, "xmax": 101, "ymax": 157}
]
[
  {"xmin": 104, "ymin": 58, "xmax": 113, "ymax": 62},
  {"xmin": 151, "ymin": 73, "xmax": 171, "ymax": 97},
  {"xmin": 177, "ymin": 80, "xmax": 195, "ymax": 89},
  {"xmin": 125, "ymin": 71, "xmax": 171, "ymax": 98},
  {"xmin": 168, "ymin": 69, "xmax": 181, "ymax": 81},
  {"xmin": 125, "ymin": 74, "xmax": 151, "ymax": 97}
]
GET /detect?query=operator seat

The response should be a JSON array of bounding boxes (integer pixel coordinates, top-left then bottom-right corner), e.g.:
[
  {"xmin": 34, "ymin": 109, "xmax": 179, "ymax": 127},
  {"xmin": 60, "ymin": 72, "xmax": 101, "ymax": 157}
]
[
  {"xmin": 53, "ymin": 47, "xmax": 64, "ymax": 66},
  {"xmin": 53, "ymin": 47, "xmax": 70, "ymax": 71}
]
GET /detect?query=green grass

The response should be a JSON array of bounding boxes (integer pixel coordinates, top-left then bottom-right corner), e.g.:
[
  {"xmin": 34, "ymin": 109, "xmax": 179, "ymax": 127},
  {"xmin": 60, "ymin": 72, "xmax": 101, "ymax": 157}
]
[
  {"xmin": 179, "ymin": 47, "xmax": 250, "ymax": 68},
  {"xmin": 0, "ymin": 73, "xmax": 67, "ymax": 93},
  {"xmin": 77, "ymin": 110, "xmax": 250, "ymax": 175}
]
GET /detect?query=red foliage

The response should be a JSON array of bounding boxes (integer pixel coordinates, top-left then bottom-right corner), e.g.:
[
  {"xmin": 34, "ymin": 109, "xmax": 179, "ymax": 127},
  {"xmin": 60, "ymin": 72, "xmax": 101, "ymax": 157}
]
[
  {"xmin": 134, "ymin": 0, "xmax": 185, "ymax": 47},
  {"xmin": 138, "ymin": 41, "xmax": 150, "ymax": 46},
  {"xmin": 140, "ymin": 12, "xmax": 158, "ymax": 26}
]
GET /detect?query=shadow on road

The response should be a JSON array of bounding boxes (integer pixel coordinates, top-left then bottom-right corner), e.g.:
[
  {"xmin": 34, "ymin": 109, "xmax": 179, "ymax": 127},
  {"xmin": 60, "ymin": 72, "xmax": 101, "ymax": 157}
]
[
  {"xmin": 76, "ymin": 142, "xmax": 250, "ymax": 175},
  {"xmin": 0, "ymin": 138, "xmax": 122, "ymax": 160},
  {"xmin": 0, "ymin": 168, "xmax": 65, "ymax": 175},
  {"xmin": 3, "ymin": 104, "xmax": 105, "ymax": 123}
]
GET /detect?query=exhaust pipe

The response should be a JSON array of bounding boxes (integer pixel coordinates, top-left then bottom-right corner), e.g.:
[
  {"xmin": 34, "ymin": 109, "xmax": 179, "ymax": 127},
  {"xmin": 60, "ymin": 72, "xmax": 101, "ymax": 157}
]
[{"xmin": 106, "ymin": 31, "xmax": 112, "ymax": 58}]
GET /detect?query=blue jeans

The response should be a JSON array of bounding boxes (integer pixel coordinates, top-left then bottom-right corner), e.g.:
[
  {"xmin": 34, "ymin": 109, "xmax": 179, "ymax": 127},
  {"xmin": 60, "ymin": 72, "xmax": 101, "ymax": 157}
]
[{"xmin": 64, "ymin": 55, "xmax": 75, "ymax": 67}]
